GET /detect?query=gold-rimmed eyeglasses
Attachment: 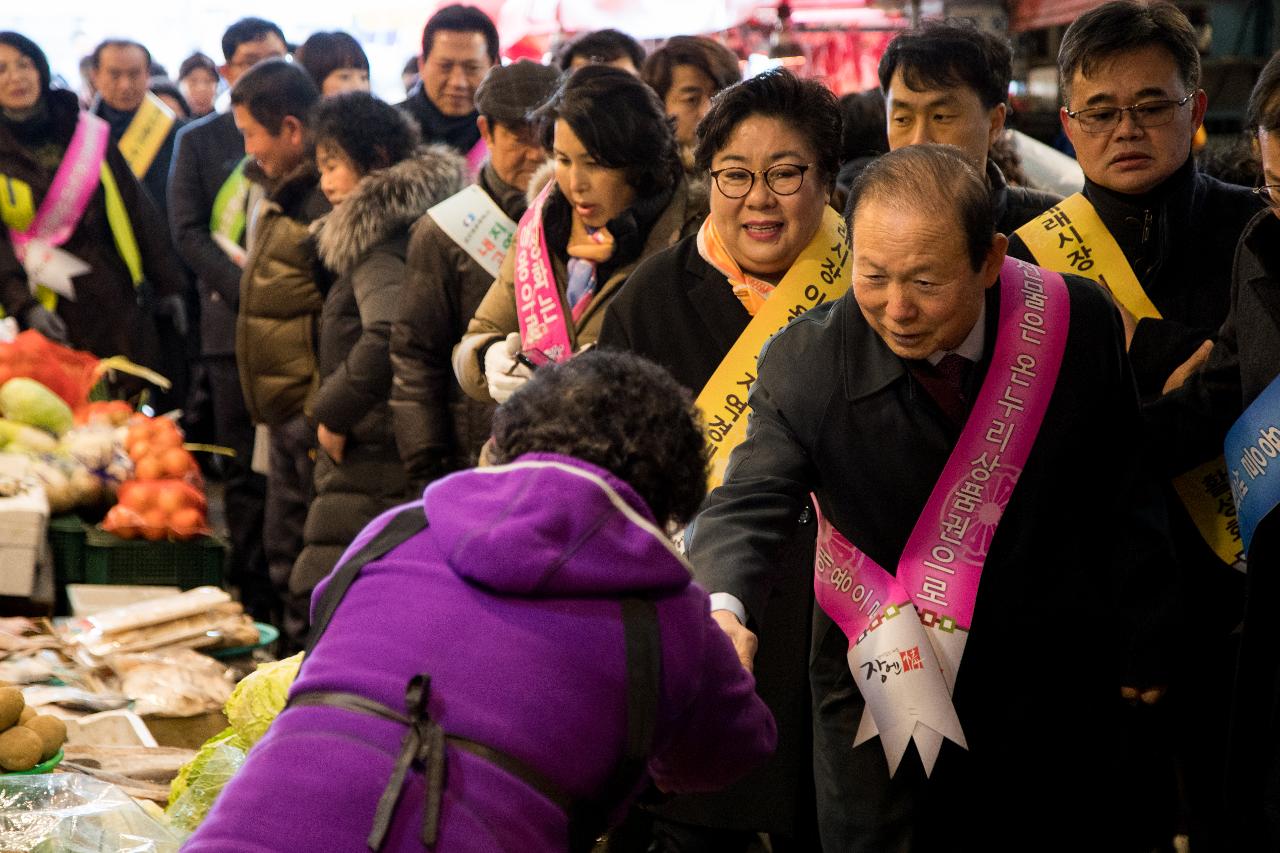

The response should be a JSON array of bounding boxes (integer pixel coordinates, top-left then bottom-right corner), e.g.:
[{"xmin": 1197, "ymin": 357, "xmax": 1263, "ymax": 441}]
[{"xmin": 1065, "ymin": 93, "xmax": 1195, "ymax": 134}]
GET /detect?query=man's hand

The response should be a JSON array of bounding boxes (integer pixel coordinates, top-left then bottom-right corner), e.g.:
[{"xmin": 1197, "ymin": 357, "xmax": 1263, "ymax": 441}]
[
  {"xmin": 711, "ymin": 609, "xmax": 759, "ymax": 674},
  {"xmin": 1121, "ymin": 685, "xmax": 1167, "ymax": 705},
  {"xmin": 1162, "ymin": 340, "xmax": 1213, "ymax": 395},
  {"xmin": 317, "ymin": 424, "xmax": 346, "ymax": 463}
]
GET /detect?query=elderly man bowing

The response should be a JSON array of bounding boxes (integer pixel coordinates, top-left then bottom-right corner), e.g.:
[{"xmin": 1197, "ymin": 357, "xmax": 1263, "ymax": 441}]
[{"xmin": 688, "ymin": 144, "xmax": 1175, "ymax": 851}]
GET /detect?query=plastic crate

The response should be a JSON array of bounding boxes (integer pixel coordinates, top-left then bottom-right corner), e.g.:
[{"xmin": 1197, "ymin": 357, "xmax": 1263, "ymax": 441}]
[
  {"xmin": 48, "ymin": 515, "xmax": 87, "ymax": 585},
  {"xmin": 82, "ymin": 527, "xmax": 226, "ymax": 589}
]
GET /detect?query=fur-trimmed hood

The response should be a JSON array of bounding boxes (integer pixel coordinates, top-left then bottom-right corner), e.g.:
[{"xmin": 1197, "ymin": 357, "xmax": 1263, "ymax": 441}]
[{"xmin": 316, "ymin": 144, "xmax": 467, "ymax": 275}]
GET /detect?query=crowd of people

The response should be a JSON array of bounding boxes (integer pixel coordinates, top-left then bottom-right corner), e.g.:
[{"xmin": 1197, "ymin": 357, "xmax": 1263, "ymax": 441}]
[{"xmin": 2, "ymin": 0, "xmax": 1280, "ymax": 849}]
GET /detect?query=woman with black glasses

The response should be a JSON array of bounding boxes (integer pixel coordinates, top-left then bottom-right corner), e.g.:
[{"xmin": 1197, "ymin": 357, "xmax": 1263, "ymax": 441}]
[{"xmin": 596, "ymin": 67, "xmax": 842, "ymax": 852}]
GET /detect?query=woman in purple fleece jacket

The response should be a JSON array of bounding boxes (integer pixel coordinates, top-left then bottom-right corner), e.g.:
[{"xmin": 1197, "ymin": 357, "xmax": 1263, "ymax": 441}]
[{"xmin": 187, "ymin": 351, "xmax": 776, "ymax": 851}]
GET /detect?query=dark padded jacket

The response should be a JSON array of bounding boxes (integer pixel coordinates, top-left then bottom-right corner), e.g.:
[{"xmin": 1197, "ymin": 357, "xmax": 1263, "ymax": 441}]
[
  {"xmin": 291, "ymin": 146, "xmax": 465, "ymax": 598},
  {"xmin": 390, "ymin": 164, "xmax": 527, "ymax": 489}
]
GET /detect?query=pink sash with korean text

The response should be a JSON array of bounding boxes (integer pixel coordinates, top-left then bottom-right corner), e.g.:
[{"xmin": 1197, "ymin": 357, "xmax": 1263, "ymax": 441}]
[
  {"xmin": 814, "ymin": 257, "xmax": 1070, "ymax": 776},
  {"xmin": 8, "ymin": 111, "xmax": 109, "ymax": 260},
  {"xmin": 513, "ymin": 182, "xmax": 573, "ymax": 364}
]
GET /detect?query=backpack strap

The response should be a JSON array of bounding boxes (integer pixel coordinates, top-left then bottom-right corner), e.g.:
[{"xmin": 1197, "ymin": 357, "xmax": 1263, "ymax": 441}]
[
  {"xmin": 303, "ymin": 505, "xmax": 428, "ymax": 658},
  {"xmin": 567, "ymin": 597, "xmax": 661, "ymax": 852}
]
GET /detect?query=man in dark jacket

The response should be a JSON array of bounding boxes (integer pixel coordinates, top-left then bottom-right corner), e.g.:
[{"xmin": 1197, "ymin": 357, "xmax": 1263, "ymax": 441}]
[
  {"xmin": 90, "ymin": 38, "xmax": 190, "ymax": 410},
  {"xmin": 391, "ymin": 60, "xmax": 559, "ymax": 491},
  {"xmin": 690, "ymin": 144, "xmax": 1174, "ymax": 851},
  {"xmin": 397, "ymin": 4, "xmax": 498, "ymax": 155},
  {"xmin": 168, "ymin": 17, "xmax": 287, "ymax": 622},
  {"xmin": 1142, "ymin": 42, "xmax": 1280, "ymax": 852},
  {"xmin": 231, "ymin": 60, "xmax": 329, "ymax": 650},
  {"xmin": 852, "ymin": 20, "xmax": 1060, "ymax": 238},
  {"xmin": 90, "ymin": 39, "xmax": 180, "ymax": 222},
  {"xmin": 1042, "ymin": 5, "xmax": 1262, "ymax": 843}
]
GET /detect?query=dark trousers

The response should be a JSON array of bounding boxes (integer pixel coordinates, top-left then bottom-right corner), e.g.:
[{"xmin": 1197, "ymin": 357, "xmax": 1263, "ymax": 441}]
[
  {"xmin": 206, "ymin": 357, "xmax": 271, "ymax": 621},
  {"xmin": 265, "ymin": 412, "xmax": 315, "ymax": 652}
]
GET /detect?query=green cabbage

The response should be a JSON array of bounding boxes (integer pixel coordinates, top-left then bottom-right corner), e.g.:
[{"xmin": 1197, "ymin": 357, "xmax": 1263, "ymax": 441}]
[
  {"xmin": 164, "ymin": 728, "xmax": 247, "ymax": 837},
  {"xmin": 164, "ymin": 653, "xmax": 304, "ymax": 836},
  {"xmin": 0, "ymin": 378, "xmax": 74, "ymax": 436},
  {"xmin": 224, "ymin": 652, "xmax": 303, "ymax": 747}
]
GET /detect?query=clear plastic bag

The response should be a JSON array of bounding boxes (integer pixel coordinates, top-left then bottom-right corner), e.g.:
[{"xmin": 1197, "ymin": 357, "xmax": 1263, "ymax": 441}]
[{"xmin": 0, "ymin": 774, "xmax": 179, "ymax": 852}]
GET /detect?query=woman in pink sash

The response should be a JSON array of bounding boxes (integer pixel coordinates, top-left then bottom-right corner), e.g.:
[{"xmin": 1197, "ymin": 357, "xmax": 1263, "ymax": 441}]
[
  {"xmin": 0, "ymin": 32, "xmax": 185, "ymax": 378},
  {"xmin": 453, "ymin": 65, "xmax": 706, "ymax": 404}
]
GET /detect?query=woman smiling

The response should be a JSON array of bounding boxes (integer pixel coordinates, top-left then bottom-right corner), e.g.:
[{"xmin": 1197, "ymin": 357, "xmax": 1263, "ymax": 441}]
[
  {"xmin": 596, "ymin": 67, "xmax": 843, "ymax": 850},
  {"xmin": 453, "ymin": 65, "xmax": 704, "ymax": 404}
]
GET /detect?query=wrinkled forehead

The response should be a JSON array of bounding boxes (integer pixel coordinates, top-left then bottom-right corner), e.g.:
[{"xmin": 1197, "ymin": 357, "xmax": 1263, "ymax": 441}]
[
  {"xmin": 1067, "ymin": 45, "xmax": 1190, "ymax": 105},
  {"xmin": 852, "ymin": 193, "xmax": 964, "ymax": 258},
  {"xmin": 99, "ymin": 45, "xmax": 148, "ymax": 71}
]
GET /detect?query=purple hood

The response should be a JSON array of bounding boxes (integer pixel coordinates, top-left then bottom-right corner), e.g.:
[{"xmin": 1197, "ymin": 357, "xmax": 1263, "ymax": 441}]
[{"xmin": 422, "ymin": 453, "xmax": 693, "ymax": 598}]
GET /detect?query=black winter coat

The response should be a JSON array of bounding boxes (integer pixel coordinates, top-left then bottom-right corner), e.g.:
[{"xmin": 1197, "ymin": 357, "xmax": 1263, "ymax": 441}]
[
  {"xmin": 95, "ymin": 100, "xmax": 181, "ymax": 225},
  {"xmin": 390, "ymin": 164, "xmax": 525, "ymax": 488},
  {"xmin": 291, "ymin": 146, "xmax": 466, "ymax": 599},
  {"xmin": 168, "ymin": 110, "xmax": 246, "ymax": 356},
  {"xmin": 0, "ymin": 89, "xmax": 183, "ymax": 370},
  {"xmin": 1010, "ymin": 157, "xmax": 1261, "ymax": 401},
  {"xmin": 1147, "ymin": 209, "xmax": 1280, "ymax": 849},
  {"xmin": 687, "ymin": 276, "xmax": 1175, "ymax": 851},
  {"xmin": 598, "ymin": 233, "xmax": 817, "ymax": 839}
]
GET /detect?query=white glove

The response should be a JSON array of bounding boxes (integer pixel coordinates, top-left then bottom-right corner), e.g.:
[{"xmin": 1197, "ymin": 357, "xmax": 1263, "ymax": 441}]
[{"xmin": 484, "ymin": 332, "xmax": 533, "ymax": 403}]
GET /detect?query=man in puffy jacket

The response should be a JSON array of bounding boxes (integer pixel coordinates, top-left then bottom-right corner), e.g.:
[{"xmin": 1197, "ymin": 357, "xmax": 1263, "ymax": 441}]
[
  {"xmin": 391, "ymin": 59, "xmax": 559, "ymax": 491},
  {"xmin": 230, "ymin": 59, "xmax": 329, "ymax": 649}
]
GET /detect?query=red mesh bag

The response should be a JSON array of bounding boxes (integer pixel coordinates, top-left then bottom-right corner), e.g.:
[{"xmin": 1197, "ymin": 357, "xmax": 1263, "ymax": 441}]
[{"xmin": 0, "ymin": 331, "xmax": 100, "ymax": 409}]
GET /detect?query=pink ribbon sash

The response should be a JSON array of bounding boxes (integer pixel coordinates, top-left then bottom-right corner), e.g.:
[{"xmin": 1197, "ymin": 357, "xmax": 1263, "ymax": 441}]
[
  {"xmin": 512, "ymin": 182, "xmax": 573, "ymax": 365},
  {"xmin": 8, "ymin": 111, "xmax": 110, "ymax": 258},
  {"xmin": 814, "ymin": 257, "xmax": 1071, "ymax": 775}
]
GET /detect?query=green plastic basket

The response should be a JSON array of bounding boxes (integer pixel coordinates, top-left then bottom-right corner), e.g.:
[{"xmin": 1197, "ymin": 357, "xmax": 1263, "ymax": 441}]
[
  {"xmin": 48, "ymin": 515, "xmax": 87, "ymax": 585},
  {"xmin": 82, "ymin": 527, "xmax": 226, "ymax": 589}
]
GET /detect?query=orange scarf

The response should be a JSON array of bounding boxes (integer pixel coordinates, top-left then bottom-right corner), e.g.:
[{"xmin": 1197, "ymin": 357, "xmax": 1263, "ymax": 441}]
[{"xmin": 696, "ymin": 216, "xmax": 775, "ymax": 316}]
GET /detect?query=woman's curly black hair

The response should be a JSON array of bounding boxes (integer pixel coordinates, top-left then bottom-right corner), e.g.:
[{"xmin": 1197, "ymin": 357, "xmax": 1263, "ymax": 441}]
[
  {"xmin": 310, "ymin": 92, "xmax": 420, "ymax": 175},
  {"xmin": 490, "ymin": 350, "xmax": 709, "ymax": 527}
]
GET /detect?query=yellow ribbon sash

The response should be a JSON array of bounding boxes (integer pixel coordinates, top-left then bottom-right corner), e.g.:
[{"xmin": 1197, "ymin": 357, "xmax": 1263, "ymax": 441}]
[
  {"xmin": 1015, "ymin": 193, "xmax": 1242, "ymax": 568},
  {"xmin": 1015, "ymin": 192, "xmax": 1160, "ymax": 320},
  {"xmin": 696, "ymin": 206, "xmax": 850, "ymax": 489},
  {"xmin": 117, "ymin": 93, "xmax": 176, "ymax": 179}
]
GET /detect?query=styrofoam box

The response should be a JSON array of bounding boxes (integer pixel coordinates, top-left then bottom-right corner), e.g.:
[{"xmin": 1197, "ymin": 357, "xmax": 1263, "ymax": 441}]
[
  {"xmin": 0, "ymin": 485, "xmax": 49, "ymax": 597},
  {"xmin": 66, "ymin": 583, "xmax": 181, "ymax": 617}
]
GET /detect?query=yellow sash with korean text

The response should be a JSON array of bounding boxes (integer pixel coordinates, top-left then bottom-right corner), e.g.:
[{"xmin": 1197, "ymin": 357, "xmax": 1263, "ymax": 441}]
[
  {"xmin": 1015, "ymin": 194, "xmax": 1243, "ymax": 568},
  {"xmin": 696, "ymin": 206, "xmax": 850, "ymax": 489},
  {"xmin": 117, "ymin": 93, "xmax": 176, "ymax": 179}
]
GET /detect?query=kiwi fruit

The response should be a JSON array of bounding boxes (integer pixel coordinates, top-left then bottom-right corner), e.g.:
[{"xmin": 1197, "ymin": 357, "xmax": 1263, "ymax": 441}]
[
  {"xmin": 0, "ymin": 726, "xmax": 42, "ymax": 771},
  {"xmin": 22, "ymin": 716, "xmax": 66, "ymax": 762},
  {"xmin": 17, "ymin": 706, "xmax": 35, "ymax": 725},
  {"xmin": 0, "ymin": 688, "xmax": 23, "ymax": 731}
]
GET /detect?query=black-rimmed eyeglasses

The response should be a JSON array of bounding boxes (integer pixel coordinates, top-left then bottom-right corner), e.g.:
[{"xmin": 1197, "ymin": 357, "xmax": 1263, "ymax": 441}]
[
  {"xmin": 1065, "ymin": 93, "xmax": 1195, "ymax": 134},
  {"xmin": 1254, "ymin": 185, "xmax": 1280, "ymax": 208},
  {"xmin": 709, "ymin": 163, "xmax": 811, "ymax": 199}
]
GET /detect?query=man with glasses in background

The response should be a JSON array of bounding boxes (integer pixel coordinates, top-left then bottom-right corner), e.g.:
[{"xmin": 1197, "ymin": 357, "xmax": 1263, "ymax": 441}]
[{"xmin": 1009, "ymin": 2, "xmax": 1261, "ymax": 848}]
